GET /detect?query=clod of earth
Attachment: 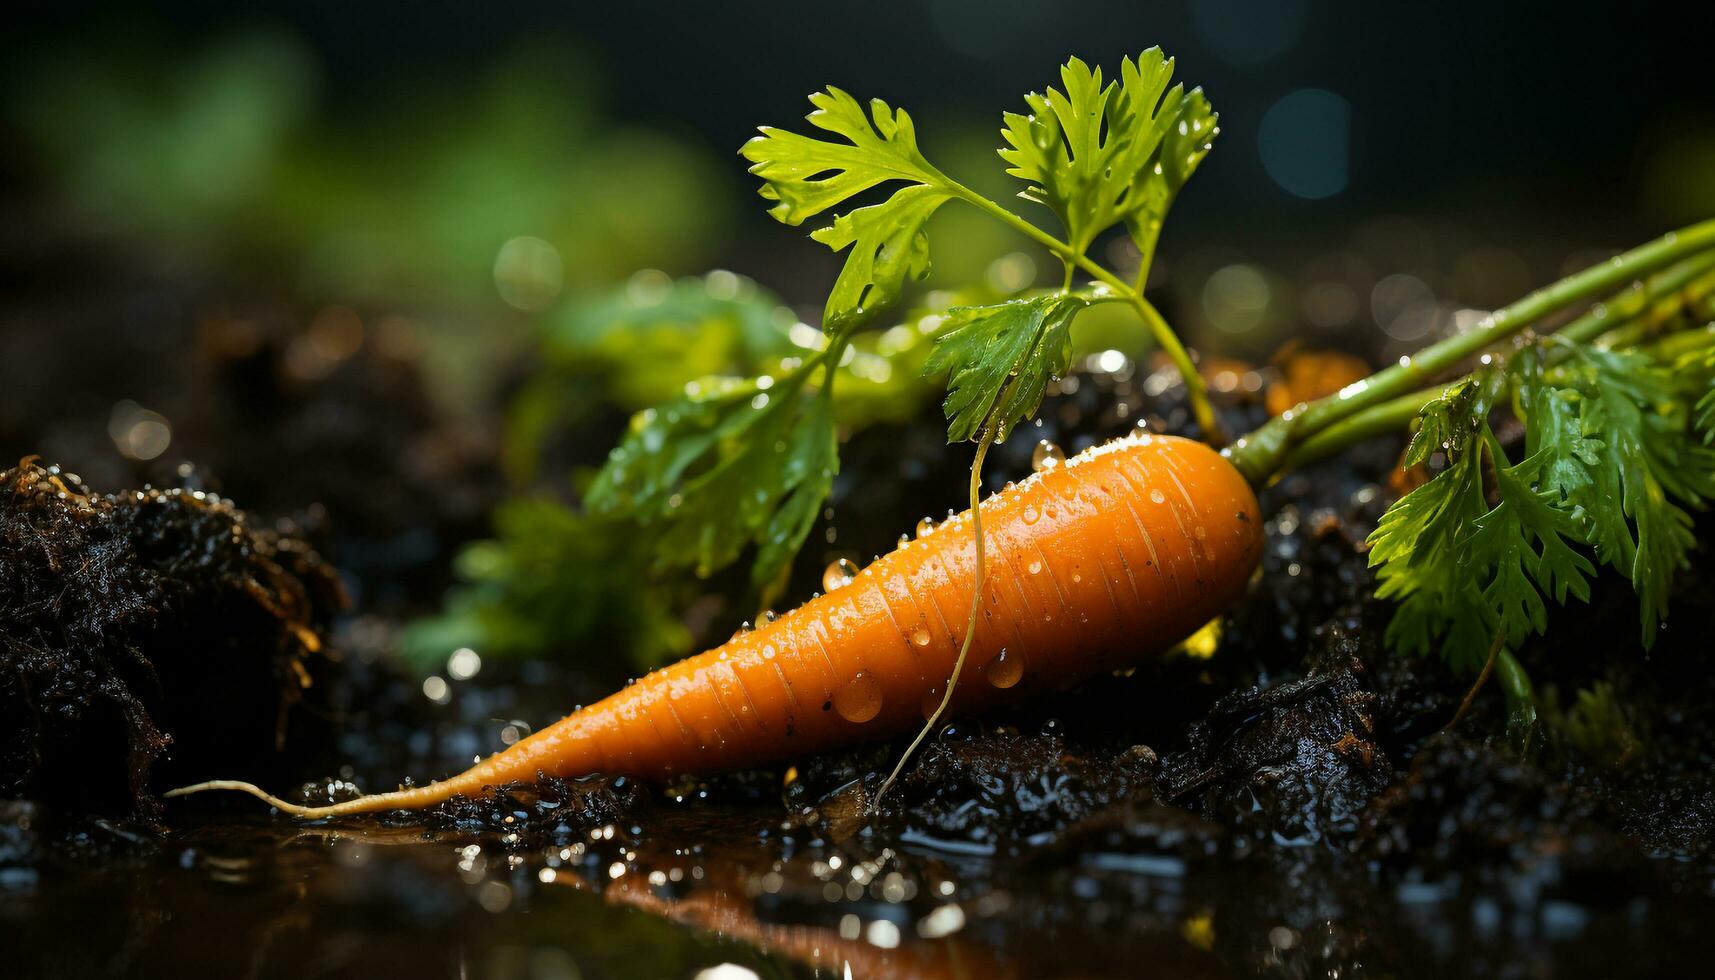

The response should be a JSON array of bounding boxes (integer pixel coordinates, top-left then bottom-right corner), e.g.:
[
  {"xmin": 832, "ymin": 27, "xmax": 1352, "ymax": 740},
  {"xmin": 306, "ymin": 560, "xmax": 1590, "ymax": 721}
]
[{"xmin": 0, "ymin": 457, "xmax": 345, "ymax": 816}]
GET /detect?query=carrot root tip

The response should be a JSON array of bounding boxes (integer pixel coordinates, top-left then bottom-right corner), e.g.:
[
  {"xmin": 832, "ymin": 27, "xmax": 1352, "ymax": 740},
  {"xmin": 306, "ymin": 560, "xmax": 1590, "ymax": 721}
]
[{"xmin": 162, "ymin": 779, "xmax": 319, "ymax": 816}]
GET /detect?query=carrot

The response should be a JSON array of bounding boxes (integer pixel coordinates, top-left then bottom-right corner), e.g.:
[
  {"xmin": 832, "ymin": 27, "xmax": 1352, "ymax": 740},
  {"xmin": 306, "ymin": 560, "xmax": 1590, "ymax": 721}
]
[{"xmin": 167, "ymin": 432, "xmax": 1262, "ymax": 817}]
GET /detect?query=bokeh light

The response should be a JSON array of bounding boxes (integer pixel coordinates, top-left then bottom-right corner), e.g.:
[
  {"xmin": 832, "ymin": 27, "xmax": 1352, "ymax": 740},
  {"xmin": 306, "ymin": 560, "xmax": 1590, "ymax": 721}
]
[
  {"xmin": 107, "ymin": 401, "xmax": 172, "ymax": 461},
  {"xmin": 1202, "ymin": 264, "xmax": 1273, "ymax": 334},
  {"xmin": 1370, "ymin": 273, "xmax": 1439, "ymax": 342},
  {"xmin": 1259, "ymin": 89, "xmax": 1352, "ymax": 200},
  {"xmin": 494, "ymin": 236, "xmax": 566, "ymax": 312}
]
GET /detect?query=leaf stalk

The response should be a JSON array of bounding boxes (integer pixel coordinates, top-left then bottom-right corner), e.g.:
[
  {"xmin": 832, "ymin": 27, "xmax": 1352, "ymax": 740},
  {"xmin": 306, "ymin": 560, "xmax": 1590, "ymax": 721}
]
[{"xmin": 1228, "ymin": 219, "xmax": 1715, "ymax": 483}]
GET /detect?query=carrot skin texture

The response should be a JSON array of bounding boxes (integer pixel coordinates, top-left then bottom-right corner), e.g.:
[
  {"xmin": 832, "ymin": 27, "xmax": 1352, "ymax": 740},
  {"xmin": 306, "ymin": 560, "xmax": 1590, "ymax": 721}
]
[{"xmin": 179, "ymin": 433, "xmax": 1261, "ymax": 817}]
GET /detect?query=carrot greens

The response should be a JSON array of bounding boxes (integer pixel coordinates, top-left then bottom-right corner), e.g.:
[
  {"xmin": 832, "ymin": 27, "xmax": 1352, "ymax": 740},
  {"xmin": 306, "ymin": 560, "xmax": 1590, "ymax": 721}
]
[
  {"xmin": 586, "ymin": 364, "xmax": 838, "ymax": 594},
  {"xmin": 1249, "ymin": 232, "xmax": 1715, "ymax": 679},
  {"xmin": 924, "ymin": 293, "xmax": 1091, "ymax": 443},
  {"xmin": 999, "ymin": 52, "xmax": 1216, "ymax": 289},
  {"xmin": 579, "ymin": 48, "xmax": 1222, "ymax": 605}
]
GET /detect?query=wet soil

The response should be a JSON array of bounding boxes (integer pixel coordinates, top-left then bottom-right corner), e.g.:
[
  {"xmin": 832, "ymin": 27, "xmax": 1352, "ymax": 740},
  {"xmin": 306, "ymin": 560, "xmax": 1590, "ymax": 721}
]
[
  {"xmin": 6, "ymin": 275, "xmax": 1715, "ymax": 977},
  {"xmin": 0, "ymin": 458, "xmax": 346, "ymax": 816}
]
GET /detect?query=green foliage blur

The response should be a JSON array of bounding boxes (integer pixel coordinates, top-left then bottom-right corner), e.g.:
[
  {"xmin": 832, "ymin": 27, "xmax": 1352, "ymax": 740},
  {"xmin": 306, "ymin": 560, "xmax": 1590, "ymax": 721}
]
[
  {"xmin": 404, "ymin": 275, "xmax": 965, "ymax": 676},
  {"xmin": 8, "ymin": 31, "xmax": 732, "ymax": 407}
]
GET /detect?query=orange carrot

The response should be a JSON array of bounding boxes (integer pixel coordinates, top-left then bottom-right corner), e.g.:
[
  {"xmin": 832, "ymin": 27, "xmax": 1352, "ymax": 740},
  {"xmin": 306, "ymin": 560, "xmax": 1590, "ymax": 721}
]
[{"xmin": 168, "ymin": 432, "xmax": 1262, "ymax": 817}]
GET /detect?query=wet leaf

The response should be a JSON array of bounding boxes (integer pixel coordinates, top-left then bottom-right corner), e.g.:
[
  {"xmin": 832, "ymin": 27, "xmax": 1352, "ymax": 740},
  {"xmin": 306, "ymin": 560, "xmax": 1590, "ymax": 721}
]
[
  {"xmin": 923, "ymin": 294, "xmax": 1089, "ymax": 443},
  {"xmin": 586, "ymin": 366, "xmax": 839, "ymax": 591},
  {"xmin": 999, "ymin": 49, "xmax": 1217, "ymax": 263},
  {"xmin": 742, "ymin": 88, "xmax": 954, "ymax": 333}
]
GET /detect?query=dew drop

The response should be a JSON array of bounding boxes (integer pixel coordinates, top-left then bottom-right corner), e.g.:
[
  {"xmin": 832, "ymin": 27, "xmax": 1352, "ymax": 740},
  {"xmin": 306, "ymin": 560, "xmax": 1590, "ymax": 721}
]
[
  {"xmin": 1149, "ymin": 488, "xmax": 1167, "ymax": 505},
  {"xmin": 1031, "ymin": 439, "xmax": 1066, "ymax": 472},
  {"xmin": 917, "ymin": 516, "xmax": 936, "ymax": 537},
  {"xmin": 823, "ymin": 558, "xmax": 860, "ymax": 592},
  {"xmin": 1028, "ymin": 560, "xmax": 1043, "ymax": 575},
  {"xmin": 833, "ymin": 670, "xmax": 883, "ymax": 722},
  {"xmin": 912, "ymin": 628, "xmax": 933, "ymax": 647},
  {"xmin": 1021, "ymin": 505, "xmax": 1041, "ymax": 525},
  {"xmin": 985, "ymin": 648, "xmax": 1023, "ymax": 689}
]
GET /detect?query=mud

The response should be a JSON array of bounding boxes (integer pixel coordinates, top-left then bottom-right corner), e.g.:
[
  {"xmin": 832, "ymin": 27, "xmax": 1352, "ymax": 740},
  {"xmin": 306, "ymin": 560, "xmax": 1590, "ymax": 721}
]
[
  {"xmin": 0, "ymin": 459, "xmax": 344, "ymax": 816},
  {"xmin": 7, "ymin": 338, "xmax": 1715, "ymax": 976}
]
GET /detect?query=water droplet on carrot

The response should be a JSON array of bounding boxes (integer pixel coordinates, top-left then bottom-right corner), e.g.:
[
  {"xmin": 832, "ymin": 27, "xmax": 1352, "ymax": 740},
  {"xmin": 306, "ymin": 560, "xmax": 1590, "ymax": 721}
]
[
  {"xmin": 1149, "ymin": 488, "xmax": 1166, "ymax": 504},
  {"xmin": 822, "ymin": 558, "xmax": 860, "ymax": 592},
  {"xmin": 834, "ymin": 670, "xmax": 883, "ymax": 722},
  {"xmin": 985, "ymin": 648, "xmax": 1022, "ymax": 689},
  {"xmin": 917, "ymin": 516, "xmax": 936, "ymax": 537},
  {"xmin": 912, "ymin": 628, "xmax": 933, "ymax": 647},
  {"xmin": 1022, "ymin": 505, "xmax": 1041, "ymax": 524},
  {"xmin": 1031, "ymin": 439, "xmax": 1065, "ymax": 472},
  {"xmin": 1028, "ymin": 560, "xmax": 1042, "ymax": 574}
]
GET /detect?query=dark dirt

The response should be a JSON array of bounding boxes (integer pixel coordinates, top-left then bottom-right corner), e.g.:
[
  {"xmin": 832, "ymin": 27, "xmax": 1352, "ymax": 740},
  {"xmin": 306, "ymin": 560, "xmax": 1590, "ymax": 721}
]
[
  {"xmin": 0, "ymin": 458, "xmax": 345, "ymax": 816},
  {"xmin": 0, "ymin": 232, "xmax": 499, "ymax": 620},
  {"xmin": 8, "ymin": 308, "xmax": 1715, "ymax": 976}
]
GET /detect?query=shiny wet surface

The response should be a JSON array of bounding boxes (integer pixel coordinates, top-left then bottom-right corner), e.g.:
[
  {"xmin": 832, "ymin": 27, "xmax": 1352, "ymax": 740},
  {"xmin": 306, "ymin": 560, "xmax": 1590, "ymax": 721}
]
[{"xmin": 9, "ymin": 372, "xmax": 1715, "ymax": 979}]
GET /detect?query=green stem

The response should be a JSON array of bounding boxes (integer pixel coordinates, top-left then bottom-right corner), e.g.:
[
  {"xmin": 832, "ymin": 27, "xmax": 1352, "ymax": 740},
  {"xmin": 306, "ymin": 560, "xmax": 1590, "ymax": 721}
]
[
  {"xmin": 1276, "ymin": 386, "xmax": 1444, "ymax": 473},
  {"xmin": 945, "ymin": 181, "xmax": 1223, "ymax": 441},
  {"xmin": 1639, "ymin": 322, "xmax": 1715, "ymax": 363},
  {"xmin": 1582, "ymin": 255, "xmax": 1715, "ymax": 349},
  {"xmin": 1496, "ymin": 649, "xmax": 1539, "ymax": 753},
  {"xmin": 1263, "ymin": 246, "xmax": 1715, "ymax": 473},
  {"xmin": 1227, "ymin": 219, "xmax": 1715, "ymax": 483},
  {"xmin": 1133, "ymin": 218, "xmax": 1163, "ymax": 294}
]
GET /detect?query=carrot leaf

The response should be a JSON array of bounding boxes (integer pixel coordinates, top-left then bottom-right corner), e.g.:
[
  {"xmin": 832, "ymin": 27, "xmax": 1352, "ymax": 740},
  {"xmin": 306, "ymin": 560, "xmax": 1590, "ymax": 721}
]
[
  {"xmin": 399, "ymin": 500, "xmax": 692, "ymax": 674},
  {"xmin": 1369, "ymin": 446, "xmax": 1495, "ymax": 669},
  {"xmin": 923, "ymin": 293, "xmax": 1089, "ymax": 443},
  {"xmin": 741, "ymin": 88, "xmax": 956, "ymax": 334},
  {"xmin": 1370, "ymin": 329, "xmax": 1715, "ymax": 670},
  {"xmin": 1550, "ymin": 342, "xmax": 1715, "ymax": 642},
  {"xmin": 585, "ymin": 366, "xmax": 838, "ymax": 592},
  {"xmin": 1470, "ymin": 452, "xmax": 1597, "ymax": 647},
  {"xmin": 1000, "ymin": 48, "xmax": 1216, "ymax": 263},
  {"xmin": 1402, "ymin": 375, "xmax": 1486, "ymax": 468},
  {"xmin": 1121, "ymin": 83, "xmax": 1218, "ymax": 259}
]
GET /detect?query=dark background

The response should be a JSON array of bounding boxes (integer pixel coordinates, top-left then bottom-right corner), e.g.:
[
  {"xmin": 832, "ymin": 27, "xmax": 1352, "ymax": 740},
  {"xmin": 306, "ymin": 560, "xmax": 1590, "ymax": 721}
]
[
  {"xmin": 3, "ymin": 0, "xmax": 1711, "ymax": 492},
  {"xmin": 8, "ymin": 1, "xmax": 1712, "ymax": 254}
]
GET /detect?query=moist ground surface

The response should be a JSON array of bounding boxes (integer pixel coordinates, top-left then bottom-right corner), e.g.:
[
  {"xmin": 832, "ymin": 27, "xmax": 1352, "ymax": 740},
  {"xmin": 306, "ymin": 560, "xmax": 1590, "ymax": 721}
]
[{"xmin": 6, "ymin": 280, "xmax": 1715, "ymax": 977}]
